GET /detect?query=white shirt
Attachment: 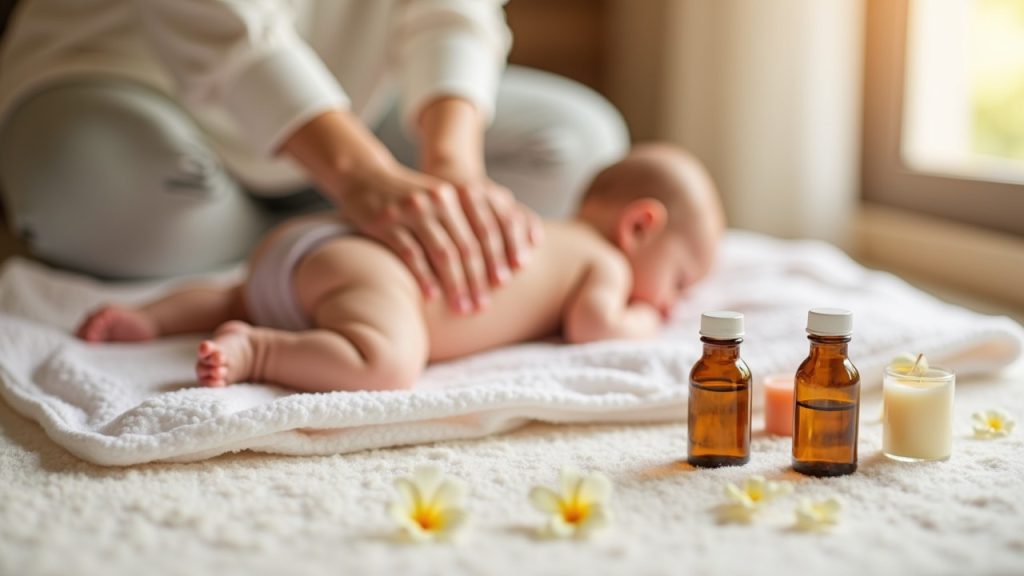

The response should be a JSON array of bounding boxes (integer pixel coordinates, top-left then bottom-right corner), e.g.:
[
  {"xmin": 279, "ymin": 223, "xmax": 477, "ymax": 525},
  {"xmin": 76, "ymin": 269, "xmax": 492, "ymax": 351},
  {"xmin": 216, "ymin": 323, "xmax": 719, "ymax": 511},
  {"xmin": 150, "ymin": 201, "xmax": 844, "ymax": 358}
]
[{"xmin": 0, "ymin": 0, "xmax": 511, "ymax": 192}]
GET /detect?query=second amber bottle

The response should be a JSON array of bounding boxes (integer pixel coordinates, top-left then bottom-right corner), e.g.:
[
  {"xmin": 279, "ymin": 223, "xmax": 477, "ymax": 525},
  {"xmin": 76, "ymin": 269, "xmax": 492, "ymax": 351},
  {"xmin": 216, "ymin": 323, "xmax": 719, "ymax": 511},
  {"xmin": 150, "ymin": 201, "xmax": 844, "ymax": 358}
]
[{"xmin": 688, "ymin": 311, "xmax": 752, "ymax": 467}]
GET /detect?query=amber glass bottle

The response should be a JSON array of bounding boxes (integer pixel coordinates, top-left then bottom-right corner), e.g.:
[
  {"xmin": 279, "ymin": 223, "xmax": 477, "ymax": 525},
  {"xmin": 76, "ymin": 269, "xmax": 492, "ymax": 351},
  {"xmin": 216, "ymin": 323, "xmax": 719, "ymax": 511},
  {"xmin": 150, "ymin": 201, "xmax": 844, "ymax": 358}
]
[
  {"xmin": 792, "ymin": 308, "xmax": 861, "ymax": 477},
  {"xmin": 688, "ymin": 311, "xmax": 752, "ymax": 467}
]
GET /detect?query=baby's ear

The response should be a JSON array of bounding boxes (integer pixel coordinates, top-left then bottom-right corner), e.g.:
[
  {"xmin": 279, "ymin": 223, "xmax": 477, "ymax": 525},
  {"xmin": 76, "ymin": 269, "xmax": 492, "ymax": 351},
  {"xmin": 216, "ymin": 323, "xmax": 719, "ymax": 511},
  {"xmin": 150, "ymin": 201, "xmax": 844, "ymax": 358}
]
[{"xmin": 615, "ymin": 198, "xmax": 668, "ymax": 254}]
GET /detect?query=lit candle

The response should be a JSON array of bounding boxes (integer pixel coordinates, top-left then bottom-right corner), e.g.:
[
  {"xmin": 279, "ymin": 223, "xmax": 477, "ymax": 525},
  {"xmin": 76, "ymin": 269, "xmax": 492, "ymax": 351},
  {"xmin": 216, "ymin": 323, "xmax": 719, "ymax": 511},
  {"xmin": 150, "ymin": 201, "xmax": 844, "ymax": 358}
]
[
  {"xmin": 883, "ymin": 365, "xmax": 955, "ymax": 461},
  {"xmin": 764, "ymin": 375, "xmax": 795, "ymax": 436}
]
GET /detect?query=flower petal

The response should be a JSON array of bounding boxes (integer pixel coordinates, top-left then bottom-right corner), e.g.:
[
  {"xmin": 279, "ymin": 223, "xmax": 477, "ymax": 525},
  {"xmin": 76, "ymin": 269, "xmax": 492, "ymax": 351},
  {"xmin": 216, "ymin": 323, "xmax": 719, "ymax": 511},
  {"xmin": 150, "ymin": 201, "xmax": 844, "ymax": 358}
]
[
  {"xmin": 794, "ymin": 497, "xmax": 841, "ymax": 531},
  {"xmin": 434, "ymin": 507, "xmax": 469, "ymax": 540},
  {"xmin": 413, "ymin": 465, "xmax": 444, "ymax": 498},
  {"xmin": 391, "ymin": 502, "xmax": 432, "ymax": 541},
  {"xmin": 818, "ymin": 497, "xmax": 842, "ymax": 517},
  {"xmin": 577, "ymin": 473, "xmax": 613, "ymax": 504},
  {"xmin": 574, "ymin": 504, "xmax": 611, "ymax": 538},
  {"xmin": 725, "ymin": 483, "xmax": 752, "ymax": 506},
  {"xmin": 546, "ymin": 515, "xmax": 576, "ymax": 539},
  {"xmin": 745, "ymin": 476, "xmax": 767, "ymax": 496},
  {"xmin": 393, "ymin": 477, "xmax": 420, "ymax": 510},
  {"xmin": 559, "ymin": 467, "xmax": 584, "ymax": 500},
  {"xmin": 716, "ymin": 503, "xmax": 756, "ymax": 524},
  {"xmin": 765, "ymin": 480, "xmax": 794, "ymax": 501},
  {"xmin": 405, "ymin": 525, "xmax": 433, "ymax": 543},
  {"xmin": 529, "ymin": 486, "xmax": 563, "ymax": 514},
  {"xmin": 388, "ymin": 501, "xmax": 416, "ymax": 528},
  {"xmin": 432, "ymin": 477, "xmax": 468, "ymax": 509},
  {"xmin": 747, "ymin": 475, "xmax": 766, "ymax": 486}
]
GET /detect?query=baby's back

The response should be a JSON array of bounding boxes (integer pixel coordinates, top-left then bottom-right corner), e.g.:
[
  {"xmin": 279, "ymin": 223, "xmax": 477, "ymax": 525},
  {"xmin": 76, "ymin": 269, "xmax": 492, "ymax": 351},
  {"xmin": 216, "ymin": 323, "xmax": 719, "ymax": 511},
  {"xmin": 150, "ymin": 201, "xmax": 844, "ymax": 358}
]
[{"xmin": 421, "ymin": 221, "xmax": 614, "ymax": 360}]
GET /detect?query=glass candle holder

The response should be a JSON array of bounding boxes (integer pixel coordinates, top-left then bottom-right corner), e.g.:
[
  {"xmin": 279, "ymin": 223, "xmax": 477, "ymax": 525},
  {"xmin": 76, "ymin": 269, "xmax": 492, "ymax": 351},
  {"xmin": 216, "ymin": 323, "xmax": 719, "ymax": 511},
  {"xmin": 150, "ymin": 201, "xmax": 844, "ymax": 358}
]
[{"xmin": 882, "ymin": 365, "xmax": 955, "ymax": 462}]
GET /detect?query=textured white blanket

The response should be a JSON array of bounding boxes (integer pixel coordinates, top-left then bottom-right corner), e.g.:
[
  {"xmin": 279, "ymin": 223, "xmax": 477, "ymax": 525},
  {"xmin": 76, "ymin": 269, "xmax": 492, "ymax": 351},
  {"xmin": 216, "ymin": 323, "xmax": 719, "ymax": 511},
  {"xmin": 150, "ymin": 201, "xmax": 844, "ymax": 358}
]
[{"xmin": 0, "ymin": 232, "xmax": 1020, "ymax": 466}]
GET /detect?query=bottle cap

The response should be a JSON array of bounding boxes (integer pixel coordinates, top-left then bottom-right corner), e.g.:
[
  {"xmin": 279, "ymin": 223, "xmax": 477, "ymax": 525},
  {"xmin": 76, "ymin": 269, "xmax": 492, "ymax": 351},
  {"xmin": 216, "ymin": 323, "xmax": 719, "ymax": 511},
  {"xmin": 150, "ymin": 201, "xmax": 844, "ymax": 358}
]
[
  {"xmin": 699, "ymin": 311, "xmax": 744, "ymax": 340},
  {"xmin": 806, "ymin": 308, "xmax": 853, "ymax": 336}
]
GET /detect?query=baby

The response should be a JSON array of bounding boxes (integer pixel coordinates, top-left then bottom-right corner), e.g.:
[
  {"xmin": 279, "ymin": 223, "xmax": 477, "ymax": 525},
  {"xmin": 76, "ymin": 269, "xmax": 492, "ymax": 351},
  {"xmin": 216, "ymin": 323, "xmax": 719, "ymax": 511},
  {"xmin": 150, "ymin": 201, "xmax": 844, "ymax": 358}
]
[{"xmin": 76, "ymin": 144, "xmax": 724, "ymax": 392}]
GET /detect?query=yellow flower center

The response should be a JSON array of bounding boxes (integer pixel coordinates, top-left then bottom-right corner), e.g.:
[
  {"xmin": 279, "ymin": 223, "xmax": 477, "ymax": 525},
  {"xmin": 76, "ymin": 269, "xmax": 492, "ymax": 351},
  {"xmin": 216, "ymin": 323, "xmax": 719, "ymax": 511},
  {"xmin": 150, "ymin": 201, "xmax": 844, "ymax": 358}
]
[
  {"xmin": 748, "ymin": 489, "xmax": 763, "ymax": 502},
  {"xmin": 413, "ymin": 505, "xmax": 442, "ymax": 532},
  {"xmin": 561, "ymin": 499, "xmax": 591, "ymax": 525},
  {"xmin": 988, "ymin": 417, "xmax": 1004, "ymax": 431}
]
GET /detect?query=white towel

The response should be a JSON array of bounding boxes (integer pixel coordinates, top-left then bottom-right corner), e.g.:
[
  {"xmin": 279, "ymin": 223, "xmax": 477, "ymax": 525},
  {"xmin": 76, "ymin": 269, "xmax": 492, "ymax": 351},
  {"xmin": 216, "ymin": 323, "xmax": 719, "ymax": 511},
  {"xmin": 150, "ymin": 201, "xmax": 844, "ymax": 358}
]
[{"xmin": 0, "ymin": 231, "xmax": 1020, "ymax": 466}]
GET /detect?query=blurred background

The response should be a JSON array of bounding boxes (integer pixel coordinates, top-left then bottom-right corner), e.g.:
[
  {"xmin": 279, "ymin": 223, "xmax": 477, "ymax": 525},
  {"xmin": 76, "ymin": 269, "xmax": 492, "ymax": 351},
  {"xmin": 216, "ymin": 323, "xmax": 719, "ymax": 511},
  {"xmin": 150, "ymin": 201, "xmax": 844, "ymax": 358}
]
[
  {"xmin": 506, "ymin": 0, "xmax": 1024, "ymax": 318},
  {"xmin": 0, "ymin": 0, "xmax": 1020, "ymax": 319}
]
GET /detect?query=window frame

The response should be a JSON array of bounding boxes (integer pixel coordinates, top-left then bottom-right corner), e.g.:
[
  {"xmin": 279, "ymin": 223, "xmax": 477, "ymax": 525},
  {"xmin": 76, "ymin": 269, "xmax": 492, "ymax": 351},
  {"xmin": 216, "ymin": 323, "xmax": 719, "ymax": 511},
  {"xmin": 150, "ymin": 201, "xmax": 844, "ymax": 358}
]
[{"xmin": 862, "ymin": 0, "xmax": 1024, "ymax": 237}]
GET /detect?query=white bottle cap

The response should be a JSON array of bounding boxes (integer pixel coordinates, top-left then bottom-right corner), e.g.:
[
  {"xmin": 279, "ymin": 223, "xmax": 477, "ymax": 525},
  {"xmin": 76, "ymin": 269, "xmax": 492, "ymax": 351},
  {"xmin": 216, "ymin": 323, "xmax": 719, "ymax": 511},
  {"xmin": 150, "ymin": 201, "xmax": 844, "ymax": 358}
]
[
  {"xmin": 700, "ymin": 311, "xmax": 744, "ymax": 339},
  {"xmin": 806, "ymin": 308, "xmax": 853, "ymax": 336}
]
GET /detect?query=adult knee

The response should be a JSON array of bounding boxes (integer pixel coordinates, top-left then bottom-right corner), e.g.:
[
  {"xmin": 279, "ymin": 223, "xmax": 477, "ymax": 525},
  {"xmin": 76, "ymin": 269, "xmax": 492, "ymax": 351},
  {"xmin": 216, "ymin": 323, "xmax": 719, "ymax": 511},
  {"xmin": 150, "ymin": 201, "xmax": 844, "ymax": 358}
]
[{"xmin": 0, "ymin": 81, "xmax": 268, "ymax": 278}]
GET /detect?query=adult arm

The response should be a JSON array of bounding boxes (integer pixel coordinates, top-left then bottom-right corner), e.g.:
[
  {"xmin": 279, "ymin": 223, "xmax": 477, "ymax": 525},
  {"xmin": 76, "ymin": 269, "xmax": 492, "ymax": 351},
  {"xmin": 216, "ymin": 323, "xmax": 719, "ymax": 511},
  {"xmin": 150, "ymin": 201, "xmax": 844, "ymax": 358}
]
[
  {"xmin": 417, "ymin": 97, "xmax": 541, "ymax": 284},
  {"xmin": 133, "ymin": 0, "xmax": 350, "ymax": 155},
  {"xmin": 394, "ymin": 0, "xmax": 542, "ymax": 282},
  {"xmin": 131, "ymin": 0, "xmax": 511, "ymax": 312}
]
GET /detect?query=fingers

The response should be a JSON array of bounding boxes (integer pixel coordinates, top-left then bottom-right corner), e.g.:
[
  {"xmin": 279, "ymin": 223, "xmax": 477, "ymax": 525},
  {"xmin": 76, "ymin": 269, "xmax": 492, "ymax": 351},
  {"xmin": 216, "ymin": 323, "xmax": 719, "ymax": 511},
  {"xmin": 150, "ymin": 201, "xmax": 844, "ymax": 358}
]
[
  {"xmin": 487, "ymin": 185, "xmax": 537, "ymax": 270},
  {"xmin": 459, "ymin": 184, "xmax": 511, "ymax": 286},
  {"xmin": 380, "ymin": 227, "xmax": 439, "ymax": 300},
  {"xmin": 411, "ymin": 215, "xmax": 473, "ymax": 314},
  {"xmin": 396, "ymin": 183, "xmax": 482, "ymax": 314},
  {"xmin": 431, "ymin": 185, "xmax": 490, "ymax": 310},
  {"xmin": 344, "ymin": 164, "xmax": 532, "ymax": 314}
]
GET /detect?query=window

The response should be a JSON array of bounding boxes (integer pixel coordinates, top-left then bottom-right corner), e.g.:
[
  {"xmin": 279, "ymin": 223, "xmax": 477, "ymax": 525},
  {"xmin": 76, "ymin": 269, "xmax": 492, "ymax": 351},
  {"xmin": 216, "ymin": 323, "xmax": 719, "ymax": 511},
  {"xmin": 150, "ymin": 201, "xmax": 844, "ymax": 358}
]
[{"xmin": 863, "ymin": 0, "xmax": 1024, "ymax": 236}]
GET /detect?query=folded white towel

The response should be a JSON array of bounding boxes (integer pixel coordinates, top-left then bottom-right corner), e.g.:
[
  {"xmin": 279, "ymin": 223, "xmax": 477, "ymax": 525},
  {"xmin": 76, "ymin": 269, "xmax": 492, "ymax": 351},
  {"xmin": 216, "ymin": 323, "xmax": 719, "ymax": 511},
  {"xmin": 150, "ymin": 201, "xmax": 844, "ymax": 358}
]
[{"xmin": 0, "ymin": 232, "xmax": 1020, "ymax": 465}]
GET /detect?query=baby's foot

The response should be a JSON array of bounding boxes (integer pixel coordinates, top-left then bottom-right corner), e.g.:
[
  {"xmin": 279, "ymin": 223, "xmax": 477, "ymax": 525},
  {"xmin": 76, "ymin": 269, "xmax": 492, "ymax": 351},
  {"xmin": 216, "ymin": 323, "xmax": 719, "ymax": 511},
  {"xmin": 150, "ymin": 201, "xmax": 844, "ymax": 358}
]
[
  {"xmin": 196, "ymin": 321, "xmax": 256, "ymax": 388},
  {"xmin": 76, "ymin": 305, "xmax": 158, "ymax": 342}
]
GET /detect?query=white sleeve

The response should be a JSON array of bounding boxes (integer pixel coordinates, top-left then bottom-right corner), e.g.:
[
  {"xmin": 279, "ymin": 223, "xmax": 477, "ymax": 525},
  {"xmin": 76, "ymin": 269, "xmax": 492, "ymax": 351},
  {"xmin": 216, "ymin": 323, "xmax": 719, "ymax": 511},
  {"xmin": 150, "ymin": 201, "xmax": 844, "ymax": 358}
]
[
  {"xmin": 133, "ymin": 0, "xmax": 350, "ymax": 155},
  {"xmin": 391, "ymin": 0, "xmax": 512, "ymax": 134}
]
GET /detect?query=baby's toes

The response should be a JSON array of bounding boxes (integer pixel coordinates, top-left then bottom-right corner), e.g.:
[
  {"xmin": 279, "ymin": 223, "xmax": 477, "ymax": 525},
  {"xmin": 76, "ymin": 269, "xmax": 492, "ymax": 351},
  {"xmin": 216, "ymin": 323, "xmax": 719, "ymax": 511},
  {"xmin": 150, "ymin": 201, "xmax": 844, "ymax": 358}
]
[
  {"xmin": 196, "ymin": 364, "xmax": 228, "ymax": 388},
  {"xmin": 197, "ymin": 340, "xmax": 223, "ymax": 363},
  {"xmin": 77, "ymin": 310, "xmax": 109, "ymax": 341}
]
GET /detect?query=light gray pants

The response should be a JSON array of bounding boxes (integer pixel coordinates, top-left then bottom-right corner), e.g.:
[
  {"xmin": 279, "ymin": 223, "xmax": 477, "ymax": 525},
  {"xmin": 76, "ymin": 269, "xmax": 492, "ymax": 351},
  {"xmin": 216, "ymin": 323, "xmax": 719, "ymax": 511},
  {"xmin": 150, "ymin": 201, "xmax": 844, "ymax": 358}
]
[{"xmin": 0, "ymin": 66, "xmax": 628, "ymax": 278}]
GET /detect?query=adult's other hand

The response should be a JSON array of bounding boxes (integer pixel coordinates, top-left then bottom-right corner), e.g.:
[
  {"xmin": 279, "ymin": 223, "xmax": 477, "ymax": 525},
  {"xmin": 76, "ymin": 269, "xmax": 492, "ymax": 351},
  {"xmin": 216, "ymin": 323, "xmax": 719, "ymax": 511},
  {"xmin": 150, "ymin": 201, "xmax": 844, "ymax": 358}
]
[{"xmin": 340, "ymin": 162, "xmax": 492, "ymax": 315}]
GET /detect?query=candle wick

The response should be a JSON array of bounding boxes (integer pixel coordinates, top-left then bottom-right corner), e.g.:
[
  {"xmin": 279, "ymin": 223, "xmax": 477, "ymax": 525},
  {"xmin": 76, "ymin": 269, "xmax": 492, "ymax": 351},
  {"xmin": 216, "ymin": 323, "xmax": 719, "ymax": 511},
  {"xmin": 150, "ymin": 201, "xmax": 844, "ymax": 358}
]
[{"xmin": 910, "ymin": 353, "xmax": 924, "ymax": 376}]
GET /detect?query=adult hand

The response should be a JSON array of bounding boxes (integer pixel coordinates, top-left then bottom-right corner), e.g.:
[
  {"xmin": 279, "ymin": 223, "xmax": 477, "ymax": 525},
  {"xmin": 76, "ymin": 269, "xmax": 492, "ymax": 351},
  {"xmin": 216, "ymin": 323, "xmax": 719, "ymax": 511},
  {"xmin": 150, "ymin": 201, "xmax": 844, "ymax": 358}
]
[
  {"xmin": 338, "ymin": 161, "xmax": 497, "ymax": 315},
  {"xmin": 417, "ymin": 97, "xmax": 542, "ymax": 292},
  {"xmin": 282, "ymin": 109, "xmax": 494, "ymax": 314},
  {"xmin": 423, "ymin": 167, "xmax": 543, "ymax": 286},
  {"xmin": 281, "ymin": 106, "xmax": 541, "ymax": 315}
]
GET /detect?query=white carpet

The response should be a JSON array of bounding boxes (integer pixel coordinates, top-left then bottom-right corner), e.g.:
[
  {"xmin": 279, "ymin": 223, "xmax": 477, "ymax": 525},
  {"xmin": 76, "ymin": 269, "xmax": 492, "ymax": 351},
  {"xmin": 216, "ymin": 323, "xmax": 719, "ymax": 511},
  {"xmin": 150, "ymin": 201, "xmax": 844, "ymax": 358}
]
[{"xmin": 2, "ymin": 364, "xmax": 1022, "ymax": 576}]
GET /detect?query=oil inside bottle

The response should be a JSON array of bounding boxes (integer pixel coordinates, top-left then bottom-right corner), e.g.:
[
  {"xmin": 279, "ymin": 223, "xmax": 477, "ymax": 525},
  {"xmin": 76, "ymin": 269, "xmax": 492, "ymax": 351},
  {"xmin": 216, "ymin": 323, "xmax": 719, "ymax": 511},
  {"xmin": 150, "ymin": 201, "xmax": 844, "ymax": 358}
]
[
  {"xmin": 791, "ymin": 308, "xmax": 860, "ymax": 477},
  {"xmin": 688, "ymin": 311, "xmax": 752, "ymax": 468}
]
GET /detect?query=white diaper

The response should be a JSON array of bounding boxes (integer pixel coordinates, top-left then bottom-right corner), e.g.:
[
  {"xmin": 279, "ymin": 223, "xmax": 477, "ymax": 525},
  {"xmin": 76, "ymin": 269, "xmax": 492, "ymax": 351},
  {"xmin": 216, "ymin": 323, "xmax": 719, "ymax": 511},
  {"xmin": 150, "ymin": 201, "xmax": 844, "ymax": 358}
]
[{"xmin": 244, "ymin": 220, "xmax": 350, "ymax": 331}]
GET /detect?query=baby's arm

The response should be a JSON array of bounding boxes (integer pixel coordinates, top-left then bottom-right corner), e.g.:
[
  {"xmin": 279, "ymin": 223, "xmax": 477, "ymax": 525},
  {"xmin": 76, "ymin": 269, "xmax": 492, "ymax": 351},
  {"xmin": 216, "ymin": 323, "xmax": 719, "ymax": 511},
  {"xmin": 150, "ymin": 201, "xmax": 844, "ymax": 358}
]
[{"xmin": 564, "ymin": 256, "xmax": 662, "ymax": 344}]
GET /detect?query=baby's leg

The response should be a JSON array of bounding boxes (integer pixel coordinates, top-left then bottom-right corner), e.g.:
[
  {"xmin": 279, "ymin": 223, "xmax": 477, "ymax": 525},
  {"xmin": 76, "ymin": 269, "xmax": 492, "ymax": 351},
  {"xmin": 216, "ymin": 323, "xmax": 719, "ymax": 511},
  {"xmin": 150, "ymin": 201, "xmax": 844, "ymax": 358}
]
[
  {"xmin": 196, "ymin": 280, "xmax": 428, "ymax": 392},
  {"xmin": 77, "ymin": 283, "xmax": 247, "ymax": 342}
]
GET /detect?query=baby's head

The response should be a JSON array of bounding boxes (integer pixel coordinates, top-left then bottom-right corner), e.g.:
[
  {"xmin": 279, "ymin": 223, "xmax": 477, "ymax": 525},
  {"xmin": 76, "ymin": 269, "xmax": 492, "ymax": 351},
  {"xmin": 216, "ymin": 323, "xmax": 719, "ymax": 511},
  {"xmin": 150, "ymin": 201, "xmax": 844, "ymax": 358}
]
[{"xmin": 577, "ymin": 144, "xmax": 725, "ymax": 317}]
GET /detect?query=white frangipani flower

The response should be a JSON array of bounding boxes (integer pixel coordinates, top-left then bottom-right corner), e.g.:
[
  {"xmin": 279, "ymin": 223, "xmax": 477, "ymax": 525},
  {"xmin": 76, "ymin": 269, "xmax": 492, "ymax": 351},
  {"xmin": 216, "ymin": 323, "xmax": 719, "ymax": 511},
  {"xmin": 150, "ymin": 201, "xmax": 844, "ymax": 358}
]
[
  {"xmin": 389, "ymin": 465, "xmax": 469, "ymax": 542},
  {"xmin": 794, "ymin": 497, "xmax": 842, "ymax": 531},
  {"xmin": 972, "ymin": 409, "xmax": 1015, "ymax": 438},
  {"xmin": 716, "ymin": 476, "xmax": 793, "ymax": 523},
  {"xmin": 529, "ymin": 468, "xmax": 613, "ymax": 539}
]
